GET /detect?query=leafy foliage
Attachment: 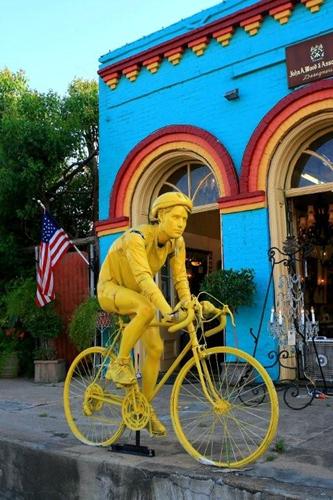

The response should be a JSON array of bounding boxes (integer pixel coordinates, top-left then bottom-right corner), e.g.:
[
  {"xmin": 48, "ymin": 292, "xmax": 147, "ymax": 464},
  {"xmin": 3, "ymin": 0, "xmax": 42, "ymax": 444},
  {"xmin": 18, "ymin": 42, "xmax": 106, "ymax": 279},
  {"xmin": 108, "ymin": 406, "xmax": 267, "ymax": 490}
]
[
  {"xmin": 0, "ymin": 68, "xmax": 98, "ymax": 289},
  {"xmin": 0, "ymin": 277, "xmax": 62, "ymax": 360},
  {"xmin": 200, "ymin": 268, "xmax": 256, "ymax": 310},
  {"xmin": 68, "ymin": 297, "xmax": 100, "ymax": 351},
  {"xmin": 69, "ymin": 298, "xmax": 121, "ymax": 351}
]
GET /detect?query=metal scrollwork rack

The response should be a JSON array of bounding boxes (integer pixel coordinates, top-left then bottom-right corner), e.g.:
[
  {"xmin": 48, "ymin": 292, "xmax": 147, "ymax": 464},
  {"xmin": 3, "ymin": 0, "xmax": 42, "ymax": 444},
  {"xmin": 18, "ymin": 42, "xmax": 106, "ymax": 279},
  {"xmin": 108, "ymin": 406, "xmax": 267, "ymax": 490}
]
[{"xmin": 250, "ymin": 236, "xmax": 332, "ymax": 410}]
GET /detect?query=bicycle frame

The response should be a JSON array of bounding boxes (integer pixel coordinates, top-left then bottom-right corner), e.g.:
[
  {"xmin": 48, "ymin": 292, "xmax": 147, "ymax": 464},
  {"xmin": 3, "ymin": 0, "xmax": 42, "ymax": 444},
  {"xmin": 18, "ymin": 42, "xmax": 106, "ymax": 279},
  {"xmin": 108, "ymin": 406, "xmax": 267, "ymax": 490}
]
[
  {"xmin": 152, "ymin": 319, "xmax": 224, "ymax": 407},
  {"xmin": 90, "ymin": 304, "xmax": 226, "ymax": 409}
]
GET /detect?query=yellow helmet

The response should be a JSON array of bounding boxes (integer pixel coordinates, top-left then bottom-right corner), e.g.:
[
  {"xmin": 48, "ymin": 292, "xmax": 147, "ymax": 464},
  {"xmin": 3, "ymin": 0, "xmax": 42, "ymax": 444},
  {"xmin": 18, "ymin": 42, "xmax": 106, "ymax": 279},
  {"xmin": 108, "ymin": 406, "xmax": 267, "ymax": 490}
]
[{"xmin": 150, "ymin": 192, "xmax": 193, "ymax": 220}]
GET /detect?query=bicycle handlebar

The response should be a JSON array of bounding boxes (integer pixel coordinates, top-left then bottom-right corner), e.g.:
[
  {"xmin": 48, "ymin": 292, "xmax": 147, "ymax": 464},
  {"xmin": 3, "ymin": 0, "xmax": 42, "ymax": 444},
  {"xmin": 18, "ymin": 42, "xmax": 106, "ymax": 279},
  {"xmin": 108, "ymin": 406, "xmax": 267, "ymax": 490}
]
[{"xmin": 151, "ymin": 297, "xmax": 235, "ymax": 335}]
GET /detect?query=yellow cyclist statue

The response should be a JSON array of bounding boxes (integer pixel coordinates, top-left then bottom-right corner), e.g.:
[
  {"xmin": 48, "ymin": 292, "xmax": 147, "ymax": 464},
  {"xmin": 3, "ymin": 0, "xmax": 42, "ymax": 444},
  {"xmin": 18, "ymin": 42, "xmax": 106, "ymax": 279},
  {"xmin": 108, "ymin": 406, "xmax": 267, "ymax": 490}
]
[{"xmin": 97, "ymin": 192, "xmax": 193, "ymax": 436}]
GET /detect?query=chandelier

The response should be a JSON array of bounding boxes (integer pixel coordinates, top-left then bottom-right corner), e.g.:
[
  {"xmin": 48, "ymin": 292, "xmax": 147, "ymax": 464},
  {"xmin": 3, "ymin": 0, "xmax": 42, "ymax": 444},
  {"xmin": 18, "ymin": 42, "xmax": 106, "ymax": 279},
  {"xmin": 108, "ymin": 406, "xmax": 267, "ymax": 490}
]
[{"xmin": 298, "ymin": 204, "xmax": 333, "ymax": 249}]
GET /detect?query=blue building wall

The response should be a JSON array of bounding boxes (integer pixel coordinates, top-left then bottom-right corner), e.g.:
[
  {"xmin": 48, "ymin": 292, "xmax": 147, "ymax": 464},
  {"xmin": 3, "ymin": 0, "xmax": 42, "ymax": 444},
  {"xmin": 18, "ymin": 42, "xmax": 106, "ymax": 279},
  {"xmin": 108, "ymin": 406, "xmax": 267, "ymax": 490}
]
[
  {"xmin": 99, "ymin": 0, "xmax": 333, "ymax": 219},
  {"xmin": 222, "ymin": 208, "xmax": 278, "ymax": 378},
  {"xmin": 98, "ymin": 0, "xmax": 333, "ymax": 377}
]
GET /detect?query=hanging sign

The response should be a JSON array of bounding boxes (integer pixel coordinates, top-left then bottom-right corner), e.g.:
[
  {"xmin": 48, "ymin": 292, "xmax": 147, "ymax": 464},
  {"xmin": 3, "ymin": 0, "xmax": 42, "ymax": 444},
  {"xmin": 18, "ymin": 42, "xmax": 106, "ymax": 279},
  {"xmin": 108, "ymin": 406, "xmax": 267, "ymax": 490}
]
[{"xmin": 286, "ymin": 32, "xmax": 333, "ymax": 88}]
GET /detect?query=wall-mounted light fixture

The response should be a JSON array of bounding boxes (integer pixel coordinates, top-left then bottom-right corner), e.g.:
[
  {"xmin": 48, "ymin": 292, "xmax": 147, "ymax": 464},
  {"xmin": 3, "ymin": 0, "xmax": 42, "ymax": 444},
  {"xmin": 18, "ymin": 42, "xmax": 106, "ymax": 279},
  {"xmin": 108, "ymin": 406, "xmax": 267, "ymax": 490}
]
[{"xmin": 224, "ymin": 88, "xmax": 239, "ymax": 101}]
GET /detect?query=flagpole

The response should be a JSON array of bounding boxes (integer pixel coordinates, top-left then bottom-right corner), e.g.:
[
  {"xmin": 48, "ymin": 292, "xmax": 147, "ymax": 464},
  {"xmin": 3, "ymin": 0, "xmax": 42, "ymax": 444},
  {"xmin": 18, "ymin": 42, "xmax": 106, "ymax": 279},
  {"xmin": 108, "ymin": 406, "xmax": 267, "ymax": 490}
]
[
  {"xmin": 71, "ymin": 243, "xmax": 90, "ymax": 267},
  {"xmin": 36, "ymin": 199, "xmax": 46, "ymax": 212}
]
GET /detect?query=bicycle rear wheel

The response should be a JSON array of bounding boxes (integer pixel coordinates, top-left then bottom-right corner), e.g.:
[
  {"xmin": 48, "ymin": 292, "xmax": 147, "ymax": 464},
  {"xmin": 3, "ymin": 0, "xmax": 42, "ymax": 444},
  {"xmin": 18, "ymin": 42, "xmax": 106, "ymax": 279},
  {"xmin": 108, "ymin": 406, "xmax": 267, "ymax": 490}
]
[
  {"xmin": 63, "ymin": 347, "xmax": 126, "ymax": 446},
  {"xmin": 171, "ymin": 346, "xmax": 279, "ymax": 468}
]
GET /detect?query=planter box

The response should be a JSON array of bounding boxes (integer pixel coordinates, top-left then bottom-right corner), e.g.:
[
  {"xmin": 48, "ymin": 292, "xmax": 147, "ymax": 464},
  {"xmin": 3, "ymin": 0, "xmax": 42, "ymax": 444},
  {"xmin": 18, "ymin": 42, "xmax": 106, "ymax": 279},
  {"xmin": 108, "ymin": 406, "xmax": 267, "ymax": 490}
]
[{"xmin": 34, "ymin": 359, "xmax": 66, "ymax": 383}]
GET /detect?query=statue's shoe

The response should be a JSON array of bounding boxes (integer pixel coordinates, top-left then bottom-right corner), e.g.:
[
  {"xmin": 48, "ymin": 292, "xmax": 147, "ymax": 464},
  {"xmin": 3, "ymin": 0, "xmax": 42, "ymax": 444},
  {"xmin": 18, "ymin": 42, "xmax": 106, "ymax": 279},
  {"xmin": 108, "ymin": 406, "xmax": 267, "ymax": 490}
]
[{"xmin": 105, "ymin": 357, "xmax": 136, "ymax": 386}]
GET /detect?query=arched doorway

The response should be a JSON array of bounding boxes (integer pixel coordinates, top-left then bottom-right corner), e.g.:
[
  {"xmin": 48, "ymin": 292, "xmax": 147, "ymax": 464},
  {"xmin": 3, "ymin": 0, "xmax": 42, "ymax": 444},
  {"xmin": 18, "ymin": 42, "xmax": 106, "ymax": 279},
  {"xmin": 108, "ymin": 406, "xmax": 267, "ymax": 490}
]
[
  {"xmin": 286, "ymin": 131, "xmax": 333, "ymax": 338},
  {"xmin": 268, "ymin": 119, "xmax": 333, "ymax": 341},
  {"xmin": 132, "ymin": 155, "xmax": 221, "ymax": 370}
]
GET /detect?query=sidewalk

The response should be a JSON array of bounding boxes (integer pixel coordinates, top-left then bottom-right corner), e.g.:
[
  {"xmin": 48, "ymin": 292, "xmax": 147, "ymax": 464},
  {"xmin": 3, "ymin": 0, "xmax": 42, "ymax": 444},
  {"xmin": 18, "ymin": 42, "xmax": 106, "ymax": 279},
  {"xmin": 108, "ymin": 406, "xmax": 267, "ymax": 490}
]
[{"xmin": 0, "ymin": 378, "xmax": 332, "ymax": 500}]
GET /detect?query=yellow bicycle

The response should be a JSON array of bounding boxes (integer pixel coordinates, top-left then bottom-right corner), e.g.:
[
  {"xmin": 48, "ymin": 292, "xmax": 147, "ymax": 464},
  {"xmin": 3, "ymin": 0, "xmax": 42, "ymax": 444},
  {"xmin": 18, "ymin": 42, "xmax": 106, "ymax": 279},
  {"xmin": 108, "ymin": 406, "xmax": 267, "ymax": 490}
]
[{"xmin": 63, "ymin": 295, "xmax": 279, "ymax": 468}]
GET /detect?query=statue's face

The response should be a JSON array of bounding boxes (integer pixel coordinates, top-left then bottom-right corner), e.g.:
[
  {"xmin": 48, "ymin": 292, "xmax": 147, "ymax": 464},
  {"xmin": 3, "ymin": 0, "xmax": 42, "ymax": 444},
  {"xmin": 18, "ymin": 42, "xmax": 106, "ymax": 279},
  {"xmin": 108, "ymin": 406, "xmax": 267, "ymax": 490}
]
[{"xmin": 159, "ymin": 205, "xmax": 188, "ymax": 239}]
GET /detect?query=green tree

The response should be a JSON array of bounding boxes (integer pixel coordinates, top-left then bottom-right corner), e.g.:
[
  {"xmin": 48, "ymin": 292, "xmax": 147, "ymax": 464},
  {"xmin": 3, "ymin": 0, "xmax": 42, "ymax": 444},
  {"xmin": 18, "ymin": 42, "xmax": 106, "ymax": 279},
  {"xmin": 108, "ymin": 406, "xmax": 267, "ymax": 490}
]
[{"xmin": 0, "ymin": 68, "xmax": 98, "ymax": 288}]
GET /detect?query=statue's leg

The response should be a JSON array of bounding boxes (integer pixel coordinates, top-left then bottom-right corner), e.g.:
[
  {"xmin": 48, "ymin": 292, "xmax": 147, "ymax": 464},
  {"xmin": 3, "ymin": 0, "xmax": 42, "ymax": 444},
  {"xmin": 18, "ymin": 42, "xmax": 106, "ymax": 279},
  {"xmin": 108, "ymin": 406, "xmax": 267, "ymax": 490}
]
[
  {"xmin": 141, "ymin": 326, "xmax": 163, "ymax": 401},
  {"xmin": 98, "ymin": 282, "xmax": 155, "ymax": 356},
  {"xmin": 141, "ymin": 327, "xmax": 166, "ymax": 435}
]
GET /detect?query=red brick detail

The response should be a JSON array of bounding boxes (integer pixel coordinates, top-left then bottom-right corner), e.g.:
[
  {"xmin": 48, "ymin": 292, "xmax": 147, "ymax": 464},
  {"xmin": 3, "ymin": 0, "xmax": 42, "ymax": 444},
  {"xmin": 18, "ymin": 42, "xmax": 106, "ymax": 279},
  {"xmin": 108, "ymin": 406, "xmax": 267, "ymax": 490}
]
[
  {"xmin": 188, "ymin": 36, "xmax": 210, "ymax": 48},
  {"xmin": 212, "ymin": 27, "xmax": 234, "ymax": 38},
  {"xmin": 218, "ymin": 190, "xmax": 266, "ymax": 208},
  {"xmin": 142, "ymin": 56, "xmax": 161, "ymax": 66},
  {"xmin": 104, "ymin": 125, "xmax": 239, "ymax": 222},
  {"xmin": 122, "ymin": 64, "xmax": 140, "ymax": 76},
  {"xmin": 240, "ymin": 80, "xmax": 333, "ymax": 193},
  {"xmin": 239, "ymin": 14, "xmax": 263, "ymax": 27},
  {"xmin": 164, "ymin": 47, "xmax": 184, "ymax": 57},
  {"xmin": 53, "ymin": 252, "xmax": 89, "ymax": 365},
  {"xmin": 269, "ymin": 2, "xmax": 294, "ymax": 14},
  {"xmin": 95, "ymin": 216, "xmax": 129, "ymax": 234}
]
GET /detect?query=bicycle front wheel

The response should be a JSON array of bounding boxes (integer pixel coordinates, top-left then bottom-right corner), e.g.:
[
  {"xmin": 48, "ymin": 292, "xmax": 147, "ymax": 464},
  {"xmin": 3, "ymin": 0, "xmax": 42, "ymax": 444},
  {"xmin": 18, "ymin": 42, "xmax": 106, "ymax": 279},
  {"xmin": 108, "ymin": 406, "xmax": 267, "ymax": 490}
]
[
  {"xmin": 63, "ymin": 347, "xmax": 126, "ymax": 446},
  {"xmin": 171, "ymin": 347, "xmax": 279, "ymax": 468}
]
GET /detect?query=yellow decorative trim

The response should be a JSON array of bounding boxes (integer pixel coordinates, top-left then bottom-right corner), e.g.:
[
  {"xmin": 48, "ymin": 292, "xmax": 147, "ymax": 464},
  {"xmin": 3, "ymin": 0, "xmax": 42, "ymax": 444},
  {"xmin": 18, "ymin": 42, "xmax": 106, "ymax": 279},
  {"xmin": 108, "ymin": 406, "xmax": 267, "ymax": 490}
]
[
  {"xmin": 213, "ymin": 31, "xmax": 233, "ymax": 46},
  {"xmin": 125, "ymin": 70, "xmax": 139, "ymax": 82},
  {"xmin": 106, "ymin": 78, "xmax": 119, "ymax": 90},
  {"xmin": 169, "ymin": 54, "xmax": 182, "ymax": 64},
  {"xmin": 243, "ymin": 21, "xmax": 261, "ymax": 35},
  {"xmin": 301, "ymin": 0, "xmax": 324, "ymax": 12},
  {"xmin": 188, "ymin": 37, "xmax": 209, "ymax": 56},
  {"xmin": 257, "ymin": 99, "xmax": 333, "ymax": 190},
  {"xmin": 269, "ymin": 2, "xmax": 294, "ymax": 24},
  {"xmin": 270, "ymin": 8, "xmax": 293, "ymax": 24},
  {"xmin": 147, "ymin": 62, "xmax": 159, "ymax": 73},
  {"xmin": 220, "ymin": 201, "xmax": 266, "ymax": 214},
  {"xmin": 122, "ymin": 65, "xmax": 140, "ymax": 82},
  {"xmin": 97, "ymin": 226, "xmax": 129, "ymax": 237},
  {"xmin": 143, "ymin": 56, "xmax": 161, "ymax": 74},
  {"xmin": 164, "ymin": 47, "xmax": 183, "ymax": 65},
  {"xmin": 105, "ymin": 72, "xmax": 120, "ymax": 90},
  {"xmin": 191, "ymin": 42, "xmax": 207, "ymax": 56},
  {"xmin": 240, "ymin": 15, "xmax": 263, "ymax": 36},
  {"xmin": 123, "ymin": 141, "xmax": 226, "ymax": 217}
]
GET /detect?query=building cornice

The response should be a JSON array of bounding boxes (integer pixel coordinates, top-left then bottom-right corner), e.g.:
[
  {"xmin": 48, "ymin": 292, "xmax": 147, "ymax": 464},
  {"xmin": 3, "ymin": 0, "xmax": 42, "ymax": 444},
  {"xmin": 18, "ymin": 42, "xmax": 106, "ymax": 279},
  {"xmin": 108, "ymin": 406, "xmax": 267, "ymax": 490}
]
[{"xmin": 98, "ymin": 0, "xmax": 323, "ymax": 90}]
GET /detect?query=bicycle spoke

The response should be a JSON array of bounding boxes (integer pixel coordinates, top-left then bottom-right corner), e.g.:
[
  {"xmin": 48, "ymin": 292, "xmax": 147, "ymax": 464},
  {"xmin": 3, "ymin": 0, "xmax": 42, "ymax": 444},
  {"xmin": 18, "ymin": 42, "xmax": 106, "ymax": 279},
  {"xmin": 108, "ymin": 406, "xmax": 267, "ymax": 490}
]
[
  {"xmin": 171, "ymin": 346, "xmax": 278, "ymax": 468},
  {"xmin": 64, "ymin": 347, "xmax": 125, "ymax": 446}
]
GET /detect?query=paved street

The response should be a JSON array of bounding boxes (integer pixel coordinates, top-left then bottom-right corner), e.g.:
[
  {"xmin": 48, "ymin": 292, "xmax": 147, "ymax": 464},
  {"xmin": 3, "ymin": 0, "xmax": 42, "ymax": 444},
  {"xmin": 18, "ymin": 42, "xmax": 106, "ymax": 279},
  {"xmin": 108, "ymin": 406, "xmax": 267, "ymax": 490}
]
[{"xmin": 0, "ymin": 378, "xmax": 332, "ymax": 499}]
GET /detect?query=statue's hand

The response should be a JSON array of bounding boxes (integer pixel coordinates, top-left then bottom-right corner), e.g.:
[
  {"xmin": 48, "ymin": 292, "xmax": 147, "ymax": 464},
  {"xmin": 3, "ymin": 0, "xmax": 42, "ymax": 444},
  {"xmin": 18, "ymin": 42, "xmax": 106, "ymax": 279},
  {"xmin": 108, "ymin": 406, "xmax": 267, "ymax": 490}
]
[{"xmin": 162, "ymin": 306, "xmax": 188, "ymax": 324}]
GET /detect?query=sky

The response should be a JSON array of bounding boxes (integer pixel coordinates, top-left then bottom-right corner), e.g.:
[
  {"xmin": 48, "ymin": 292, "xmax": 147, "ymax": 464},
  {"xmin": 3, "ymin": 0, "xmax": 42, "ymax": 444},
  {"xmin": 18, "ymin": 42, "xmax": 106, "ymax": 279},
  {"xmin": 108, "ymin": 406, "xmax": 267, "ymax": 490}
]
[{"xmin": 1, "ymin": 0, "xmax": 220, "ymax": 95}]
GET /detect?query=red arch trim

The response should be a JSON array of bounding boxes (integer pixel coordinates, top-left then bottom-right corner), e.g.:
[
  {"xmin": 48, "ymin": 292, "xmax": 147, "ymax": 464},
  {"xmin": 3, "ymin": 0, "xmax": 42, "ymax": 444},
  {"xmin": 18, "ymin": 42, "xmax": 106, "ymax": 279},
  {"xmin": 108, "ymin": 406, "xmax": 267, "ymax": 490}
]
[
  {"xmin": 109, "ymin": 125, "xmax": 238, "ymax": 219},
  {"xmin": 240, "ymin": 80, "xmax": 333, "ymax": 193}
]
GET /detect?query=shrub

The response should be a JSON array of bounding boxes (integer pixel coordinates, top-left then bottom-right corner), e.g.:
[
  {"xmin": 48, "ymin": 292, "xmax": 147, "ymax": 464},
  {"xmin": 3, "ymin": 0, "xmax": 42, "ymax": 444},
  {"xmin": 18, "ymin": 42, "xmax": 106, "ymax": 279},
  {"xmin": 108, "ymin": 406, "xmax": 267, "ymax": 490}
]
[
  {"xmin": 200, "ymin": 268, "xmax": 256, "ymax": 310},
  {"xmin": 68, "ymin": 297, "xmax": 100, "ymax": 351},
  {"xmin": 0, "ymin": 277, "xmax": 62, "ymax": 361}
]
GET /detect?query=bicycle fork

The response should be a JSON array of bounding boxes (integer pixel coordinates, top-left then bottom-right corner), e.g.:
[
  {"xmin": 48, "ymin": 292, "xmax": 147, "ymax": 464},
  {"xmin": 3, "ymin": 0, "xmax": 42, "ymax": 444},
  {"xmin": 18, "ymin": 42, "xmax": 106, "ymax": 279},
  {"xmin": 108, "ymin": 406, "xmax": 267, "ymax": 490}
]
[{"xmin": 189, "ymin": 326, "xmax": 231, "ymax": 414}]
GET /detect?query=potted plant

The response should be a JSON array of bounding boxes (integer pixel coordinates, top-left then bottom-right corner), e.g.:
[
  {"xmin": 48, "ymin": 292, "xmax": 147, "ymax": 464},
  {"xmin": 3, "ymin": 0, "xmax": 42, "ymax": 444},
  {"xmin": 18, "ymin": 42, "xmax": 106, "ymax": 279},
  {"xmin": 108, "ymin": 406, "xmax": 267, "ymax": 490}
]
[
  {"xmin": 200, "ymin": 268, "xmax": 256, "ymax": 311},
  {"xmin": 26, "ymin": 302, "xmax": 65, "ymax": 383},
  {"xmin": 1, "ymin": 277, "xmax": 65, "ymax": 383},
  {"xmin": 200, "ymin": 268, "xmax": 256, "ymax": 379}
]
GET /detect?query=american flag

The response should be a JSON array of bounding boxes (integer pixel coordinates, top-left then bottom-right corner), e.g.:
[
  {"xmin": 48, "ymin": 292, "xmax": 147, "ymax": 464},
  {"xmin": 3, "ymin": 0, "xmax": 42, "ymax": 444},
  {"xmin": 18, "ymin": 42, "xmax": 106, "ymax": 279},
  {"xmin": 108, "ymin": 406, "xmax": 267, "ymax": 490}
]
[{"xmin": 35, "ymin": 212, "xmax": 72, "ymax": 307}]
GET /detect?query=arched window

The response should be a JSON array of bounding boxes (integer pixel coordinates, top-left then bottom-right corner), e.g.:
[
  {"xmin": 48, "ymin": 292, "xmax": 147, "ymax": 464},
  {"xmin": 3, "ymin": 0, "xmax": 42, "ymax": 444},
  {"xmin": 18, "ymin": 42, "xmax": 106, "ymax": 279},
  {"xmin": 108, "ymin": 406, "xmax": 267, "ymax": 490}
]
[
  {"xmin": 291, "ymin": 132, "xmax": 333, "ymax": 188},
  {"xmin": 158, "ymin": 162, "xmax": 219, "ymax": 208}
]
